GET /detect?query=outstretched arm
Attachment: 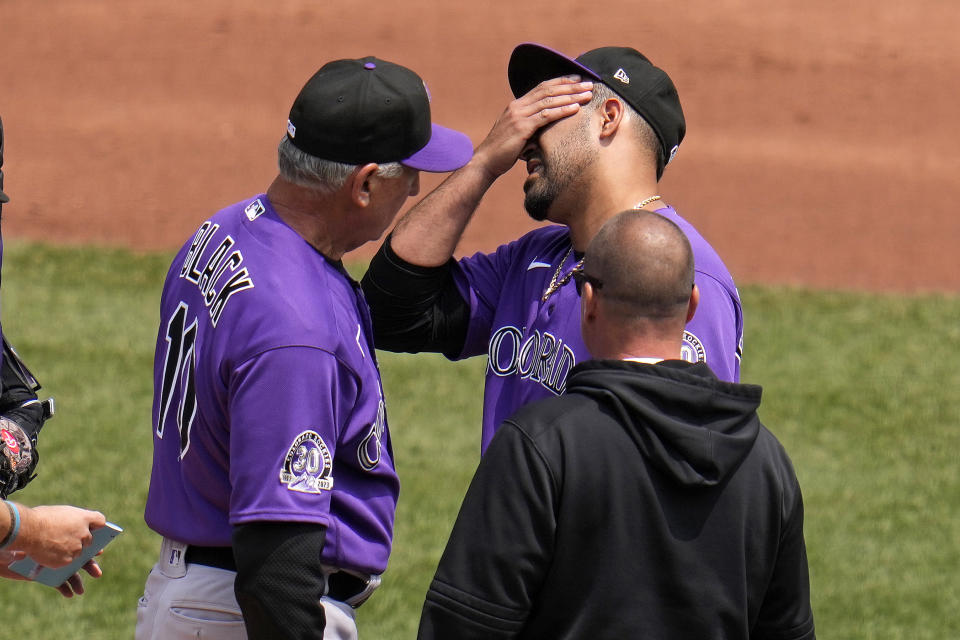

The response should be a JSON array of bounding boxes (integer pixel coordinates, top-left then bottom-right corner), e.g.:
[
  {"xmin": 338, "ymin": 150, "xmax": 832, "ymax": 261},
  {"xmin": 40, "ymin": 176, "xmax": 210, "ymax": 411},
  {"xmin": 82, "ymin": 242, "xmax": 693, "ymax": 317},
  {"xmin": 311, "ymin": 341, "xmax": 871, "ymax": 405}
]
[
  {"xmin": 1, "ymin": 502, "xmax": 105, "ymax": 568},
  {"xmin": 0, "ymin": 502, "xmax": 106, "ymax": 597},
  {"xmin": 362, "ymin": 77, "xmax": 593, "ymax": 355},
  {"xmin": 390, "ymin": 76, "xmax": 593, "ymax": 267}
]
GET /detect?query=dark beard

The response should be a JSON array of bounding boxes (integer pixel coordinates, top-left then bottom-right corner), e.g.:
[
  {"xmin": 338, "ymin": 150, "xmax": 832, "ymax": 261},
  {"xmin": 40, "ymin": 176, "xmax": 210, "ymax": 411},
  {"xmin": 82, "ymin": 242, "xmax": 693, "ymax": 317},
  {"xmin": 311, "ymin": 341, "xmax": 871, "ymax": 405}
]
[
  {"xmin": 523, "ymin": 161, "xmax": 565, "ymax": 222},
  {"xmin": 522, "ymin": 121, "xmax": 592, "ymax": 223},
  {"xmin": 523, "ymin": 184, "xmax": 553, "ymax": 221}
]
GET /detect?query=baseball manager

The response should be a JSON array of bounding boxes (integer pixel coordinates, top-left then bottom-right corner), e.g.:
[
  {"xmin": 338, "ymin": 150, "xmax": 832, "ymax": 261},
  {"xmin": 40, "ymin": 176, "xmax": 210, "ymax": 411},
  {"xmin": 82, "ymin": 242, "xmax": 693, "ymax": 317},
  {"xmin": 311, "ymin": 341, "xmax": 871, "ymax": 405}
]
[{"xmin": 136, "ymin": 58, "xmax": 472, "ymax": 639}]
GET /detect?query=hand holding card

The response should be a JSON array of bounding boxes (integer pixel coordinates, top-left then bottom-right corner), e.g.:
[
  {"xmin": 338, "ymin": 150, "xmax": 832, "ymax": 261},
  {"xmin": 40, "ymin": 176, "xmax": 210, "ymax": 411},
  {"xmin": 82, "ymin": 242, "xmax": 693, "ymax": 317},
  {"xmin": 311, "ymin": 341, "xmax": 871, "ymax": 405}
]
[{"xmin": 8, "ymin": 522, "xmax": 121, "ymax": 587}]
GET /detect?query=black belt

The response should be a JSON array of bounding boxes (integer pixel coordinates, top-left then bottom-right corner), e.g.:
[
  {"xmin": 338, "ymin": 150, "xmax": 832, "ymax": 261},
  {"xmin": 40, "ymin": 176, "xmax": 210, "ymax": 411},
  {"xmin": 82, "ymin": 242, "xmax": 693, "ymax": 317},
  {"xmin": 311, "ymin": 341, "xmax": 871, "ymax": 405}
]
[
  {"xmin": 185, "ymin": 546, "xmax": 373, "ymax": 606},
  {"xmin": 185, "ymin": 545, "xmax": 236, "ymax": 571}
]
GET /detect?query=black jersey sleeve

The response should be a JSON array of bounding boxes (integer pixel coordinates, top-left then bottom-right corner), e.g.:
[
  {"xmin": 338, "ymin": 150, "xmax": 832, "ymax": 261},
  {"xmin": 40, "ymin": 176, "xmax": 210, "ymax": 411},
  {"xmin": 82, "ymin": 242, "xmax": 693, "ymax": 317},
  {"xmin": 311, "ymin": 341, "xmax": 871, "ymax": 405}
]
[
  {"xmin": 233, "ymin": 522, "xmax": 328, "ymax": 639},
  {"xmin": 0, "ymin": 338, "xmax": 44, "ymax": 440},
  {"xmin": 753, "ymin": 484, "xmax": 816, "ymax": 640},
  {"xmin": 360, "ymin": 235, "xmax": 469, "ymax": 359},
  {"xmin": 418, "ymin": 422, "xmax": 557, "ymax": 639}
]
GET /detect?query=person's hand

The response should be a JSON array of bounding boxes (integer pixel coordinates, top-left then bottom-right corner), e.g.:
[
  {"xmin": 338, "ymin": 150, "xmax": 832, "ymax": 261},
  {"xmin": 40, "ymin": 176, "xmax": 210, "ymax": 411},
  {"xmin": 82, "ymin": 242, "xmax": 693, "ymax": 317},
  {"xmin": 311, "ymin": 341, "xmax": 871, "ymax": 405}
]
[
  {"xmin": 473, "ymin": 76, "xmax": 593, "ymax": 178},
  {"xmin": 14, "ymin": 505, "xmax": 106, "ymax": 568},
  {"xmin": 54, "ymin": 558, "xmax": 102, "ymax": 598},
  {"xmin": 0, "ymin": 548, "xmax": 27, "ymax": 581}
]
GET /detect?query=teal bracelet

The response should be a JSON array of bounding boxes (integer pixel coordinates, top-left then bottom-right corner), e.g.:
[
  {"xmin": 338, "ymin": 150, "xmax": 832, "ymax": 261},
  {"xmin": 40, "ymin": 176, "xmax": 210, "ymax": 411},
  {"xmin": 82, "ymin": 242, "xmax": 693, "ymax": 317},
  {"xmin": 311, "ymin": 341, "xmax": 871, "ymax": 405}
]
[{"xmin": 0, "ymin": 500, "xmax": 20, "ymax": 549}]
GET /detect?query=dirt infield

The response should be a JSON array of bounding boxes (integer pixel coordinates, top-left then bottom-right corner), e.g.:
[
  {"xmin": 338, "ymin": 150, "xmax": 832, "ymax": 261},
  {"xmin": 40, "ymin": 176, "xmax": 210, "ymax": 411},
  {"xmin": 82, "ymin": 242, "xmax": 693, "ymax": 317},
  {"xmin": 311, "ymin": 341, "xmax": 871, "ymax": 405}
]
[{"xmin": 2, "ymin": 0, "xmax": 957, "ymax": 292}]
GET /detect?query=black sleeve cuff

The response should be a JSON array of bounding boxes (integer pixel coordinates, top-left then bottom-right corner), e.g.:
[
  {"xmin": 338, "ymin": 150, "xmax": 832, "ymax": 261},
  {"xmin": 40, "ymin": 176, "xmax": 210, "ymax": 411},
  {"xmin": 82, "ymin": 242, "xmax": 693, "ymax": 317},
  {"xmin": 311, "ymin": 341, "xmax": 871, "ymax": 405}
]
[
  {"xmin": 360, "ymin": 235, "xmax": 469, "ymax": 358},
  {"xmin": 233, "ymin": 522, "xmax": 328, "ymax": 640}
]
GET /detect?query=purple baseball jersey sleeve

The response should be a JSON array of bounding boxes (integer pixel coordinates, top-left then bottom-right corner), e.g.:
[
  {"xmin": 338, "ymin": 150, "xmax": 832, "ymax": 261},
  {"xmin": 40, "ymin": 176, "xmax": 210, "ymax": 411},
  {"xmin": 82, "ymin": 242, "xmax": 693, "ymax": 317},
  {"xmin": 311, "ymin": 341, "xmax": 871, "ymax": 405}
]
[
  {"xmin": 453, "ymin": 206, "xmax": 743, "ymax": 452},
  {"xmin": 144, "ymin": 195, "xmax": 398, "ymax": 574}
]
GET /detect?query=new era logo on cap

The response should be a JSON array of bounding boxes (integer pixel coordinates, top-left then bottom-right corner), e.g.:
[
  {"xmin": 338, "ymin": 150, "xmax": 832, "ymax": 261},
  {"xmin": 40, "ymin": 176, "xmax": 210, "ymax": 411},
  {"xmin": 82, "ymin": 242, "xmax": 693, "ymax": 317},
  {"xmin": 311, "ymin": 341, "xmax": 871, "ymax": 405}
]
[
  {"xmin": 613, "ymin": 68, "xmax": 630, "ymax": 84},
  {"xmin": 668, "ymin": 144, "xmax": 679, "ymax": 166}
]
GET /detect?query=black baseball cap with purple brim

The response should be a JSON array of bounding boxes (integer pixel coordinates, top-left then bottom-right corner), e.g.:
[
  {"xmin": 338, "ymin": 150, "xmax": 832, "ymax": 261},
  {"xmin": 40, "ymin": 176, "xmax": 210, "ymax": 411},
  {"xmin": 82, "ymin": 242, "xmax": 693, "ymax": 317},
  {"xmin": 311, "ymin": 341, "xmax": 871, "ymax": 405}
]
[
  {"xmin": 286, "ymin": 57, "xmax": 473, "ymax": 173},
  {"xmin": 507, "ymin": 43, "xmax": 685, "ymax": 178}
]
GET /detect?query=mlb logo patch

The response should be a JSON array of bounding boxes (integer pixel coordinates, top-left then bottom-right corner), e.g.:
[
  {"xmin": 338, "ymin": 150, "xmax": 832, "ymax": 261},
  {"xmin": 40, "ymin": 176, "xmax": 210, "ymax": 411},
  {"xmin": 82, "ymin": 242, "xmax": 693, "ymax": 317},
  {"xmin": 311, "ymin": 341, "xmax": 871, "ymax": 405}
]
[{"xmin": 244, "ymin": 199, "xmax": 266, "ymax": 221}]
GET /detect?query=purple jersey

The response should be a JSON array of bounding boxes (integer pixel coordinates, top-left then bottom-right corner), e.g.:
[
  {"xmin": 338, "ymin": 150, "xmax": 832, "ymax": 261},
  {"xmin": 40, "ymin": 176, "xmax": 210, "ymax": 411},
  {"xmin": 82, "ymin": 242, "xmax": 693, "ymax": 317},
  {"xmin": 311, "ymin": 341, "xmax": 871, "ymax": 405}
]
[
  {"xmin": 453, "ymin": 206, "xmax": 743, "ymax": 452},
  {"xmin": 144, "ymin": 195, "xmax": 398, "ymax": 574}
]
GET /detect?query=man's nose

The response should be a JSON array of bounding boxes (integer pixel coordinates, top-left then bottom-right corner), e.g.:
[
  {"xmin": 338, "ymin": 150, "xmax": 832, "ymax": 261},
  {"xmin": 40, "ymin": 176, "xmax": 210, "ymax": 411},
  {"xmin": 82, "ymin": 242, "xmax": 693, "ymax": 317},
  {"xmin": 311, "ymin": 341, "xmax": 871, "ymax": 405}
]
[{"xmin": 519, "ymin": 139, "xmax": 539, "ymax": 162}]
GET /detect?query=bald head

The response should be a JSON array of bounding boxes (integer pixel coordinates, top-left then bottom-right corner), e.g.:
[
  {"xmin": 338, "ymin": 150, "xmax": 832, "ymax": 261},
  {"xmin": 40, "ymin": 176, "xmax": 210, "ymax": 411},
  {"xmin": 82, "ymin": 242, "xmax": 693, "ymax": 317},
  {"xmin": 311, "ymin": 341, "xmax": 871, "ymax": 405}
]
[{"xmin": 583, "ymin": 209, "xmax": 694, "ymax": 324}]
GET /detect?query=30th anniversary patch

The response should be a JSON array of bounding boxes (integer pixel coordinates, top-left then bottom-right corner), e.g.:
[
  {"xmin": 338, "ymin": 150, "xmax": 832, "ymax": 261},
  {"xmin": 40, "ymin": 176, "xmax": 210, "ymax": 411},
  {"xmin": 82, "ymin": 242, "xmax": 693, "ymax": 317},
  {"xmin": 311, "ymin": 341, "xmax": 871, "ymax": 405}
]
[{"xmin": 280, "ymin": 430, "xmax": 334, "ymax": 494}]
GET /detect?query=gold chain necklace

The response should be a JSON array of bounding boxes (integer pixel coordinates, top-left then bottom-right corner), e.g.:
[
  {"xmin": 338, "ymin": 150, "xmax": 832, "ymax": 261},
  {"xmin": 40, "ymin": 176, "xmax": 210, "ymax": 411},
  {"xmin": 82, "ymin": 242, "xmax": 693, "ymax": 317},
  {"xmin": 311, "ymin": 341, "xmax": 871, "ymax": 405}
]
[
  {"xmin": 540, "ymin": 196, "xmax": 660, "ymax": 302},
  {"xmin": 635, "ymin": 195, "xmax": 661, "ymax": 209},
  {"xmin": 541, "ymin": 247, "xmax": 583, "ymax": 302}
]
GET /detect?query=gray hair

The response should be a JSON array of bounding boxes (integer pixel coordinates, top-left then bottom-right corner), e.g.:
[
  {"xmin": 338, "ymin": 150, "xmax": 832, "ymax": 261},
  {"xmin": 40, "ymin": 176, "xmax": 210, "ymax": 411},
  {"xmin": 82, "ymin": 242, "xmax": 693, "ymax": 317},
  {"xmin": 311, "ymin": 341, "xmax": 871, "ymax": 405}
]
[
  {"xmin": 589, "ymin": 83, "xmax": 662, "ymax": 163},
  {"xmin": 277, "ymin": 136, "xmax": 405, "ymax": 192}
]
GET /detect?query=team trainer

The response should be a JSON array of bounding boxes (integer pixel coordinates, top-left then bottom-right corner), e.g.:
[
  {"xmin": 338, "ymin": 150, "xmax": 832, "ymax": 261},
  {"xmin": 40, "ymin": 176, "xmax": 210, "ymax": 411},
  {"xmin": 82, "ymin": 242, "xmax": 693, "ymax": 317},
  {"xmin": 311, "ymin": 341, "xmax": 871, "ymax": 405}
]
[{"xmin": 137, "ymin": 58, "xmax": 472, "ymax": 639}]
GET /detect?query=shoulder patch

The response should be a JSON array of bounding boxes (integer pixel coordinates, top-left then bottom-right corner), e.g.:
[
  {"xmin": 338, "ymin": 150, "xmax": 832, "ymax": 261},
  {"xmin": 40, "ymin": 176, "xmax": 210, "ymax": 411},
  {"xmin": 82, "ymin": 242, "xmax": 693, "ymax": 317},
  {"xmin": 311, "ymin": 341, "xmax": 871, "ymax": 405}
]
[
  {"xmin": 681, "ymin": 330, "xmax": 707, "ymax": 364},
  {"xmin": 279, "ymin": 430, "xmax": 334, "ymax": 493}
]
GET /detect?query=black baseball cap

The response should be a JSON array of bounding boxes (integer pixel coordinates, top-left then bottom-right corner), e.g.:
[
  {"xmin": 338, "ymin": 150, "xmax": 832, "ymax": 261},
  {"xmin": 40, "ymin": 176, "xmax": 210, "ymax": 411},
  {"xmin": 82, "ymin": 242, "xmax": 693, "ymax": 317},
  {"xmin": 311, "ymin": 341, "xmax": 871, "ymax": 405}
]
[
  {"xmin": 507, "ymin": 43, "xmax": 685, "ymax": 178},
  {"xmin": 0, "ymin": 116, "xmax": 8, "ymax": 204},
  {"xmin": 286, "ymin": 57, "xmax": 473, "ymax": 173}
]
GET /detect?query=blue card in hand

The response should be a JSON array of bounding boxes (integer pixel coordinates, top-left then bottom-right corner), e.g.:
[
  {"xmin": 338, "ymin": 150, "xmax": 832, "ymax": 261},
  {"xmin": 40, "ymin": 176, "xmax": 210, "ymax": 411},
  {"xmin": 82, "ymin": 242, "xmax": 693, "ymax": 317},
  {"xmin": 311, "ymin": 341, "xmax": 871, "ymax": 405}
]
[{"xmin": 7, "ymin": 522, "xmax": 122, "ymax": 587}]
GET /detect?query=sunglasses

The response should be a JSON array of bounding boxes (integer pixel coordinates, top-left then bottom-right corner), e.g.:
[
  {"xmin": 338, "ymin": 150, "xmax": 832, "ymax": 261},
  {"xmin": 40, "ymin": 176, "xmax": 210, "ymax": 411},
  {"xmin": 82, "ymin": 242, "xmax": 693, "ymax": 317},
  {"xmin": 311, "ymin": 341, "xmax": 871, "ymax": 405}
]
[{"xmin": 572, "ymin": 269, "xmax": 603, "ymax": 296}]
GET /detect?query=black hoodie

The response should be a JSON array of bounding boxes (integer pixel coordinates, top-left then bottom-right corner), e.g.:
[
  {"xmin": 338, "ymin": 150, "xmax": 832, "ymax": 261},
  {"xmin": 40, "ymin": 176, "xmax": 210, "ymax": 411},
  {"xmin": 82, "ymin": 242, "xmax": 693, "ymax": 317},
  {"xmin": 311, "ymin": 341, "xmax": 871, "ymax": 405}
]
[{"xmin": 419, "ymin": 360, "xmax": 815, "ymax": 640}]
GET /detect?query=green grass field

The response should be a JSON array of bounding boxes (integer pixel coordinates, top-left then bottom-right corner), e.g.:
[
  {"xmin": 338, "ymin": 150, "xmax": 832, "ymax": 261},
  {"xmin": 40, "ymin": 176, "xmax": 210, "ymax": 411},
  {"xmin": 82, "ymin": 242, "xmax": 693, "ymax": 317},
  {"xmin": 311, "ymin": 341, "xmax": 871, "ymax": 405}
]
[{"xmin": 0, "ymin": 242, "xmax": 957, "ymax": 639}]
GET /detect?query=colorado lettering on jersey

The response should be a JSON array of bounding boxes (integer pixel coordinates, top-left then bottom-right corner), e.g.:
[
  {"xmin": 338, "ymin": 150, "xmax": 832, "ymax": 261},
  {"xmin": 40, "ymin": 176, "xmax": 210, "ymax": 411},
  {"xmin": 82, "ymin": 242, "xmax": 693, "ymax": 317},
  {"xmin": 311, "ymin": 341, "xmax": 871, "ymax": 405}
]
[
  {"xmin": 358, "ymin": 396, "xmax": 386, "ymax": 471},
  {"xmin": 488, "ymin": 325, "xmax": 577, "ymax": 395},
  {"xmin": 488, "ymin": 326, "xmax": 709, "ymax": 398},
  {"xmin": 179, "ymin": 221, "xmax": 254, "ymax": 327}
]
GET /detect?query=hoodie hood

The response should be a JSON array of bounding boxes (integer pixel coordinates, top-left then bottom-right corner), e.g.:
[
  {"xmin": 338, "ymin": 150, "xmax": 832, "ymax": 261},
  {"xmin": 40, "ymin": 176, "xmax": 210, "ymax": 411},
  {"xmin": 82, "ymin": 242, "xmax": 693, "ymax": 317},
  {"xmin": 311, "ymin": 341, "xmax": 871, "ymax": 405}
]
[{"xmin": 567, "ymin": 360, "xmax": 763, "ymax": 487}]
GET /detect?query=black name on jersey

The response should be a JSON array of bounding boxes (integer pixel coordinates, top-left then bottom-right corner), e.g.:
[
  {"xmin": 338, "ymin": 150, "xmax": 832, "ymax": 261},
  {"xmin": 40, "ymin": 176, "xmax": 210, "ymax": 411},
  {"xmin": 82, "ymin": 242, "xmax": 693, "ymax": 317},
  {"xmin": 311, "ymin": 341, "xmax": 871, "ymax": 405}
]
[{"xmin": 180, "ymin": 221, "xmax": 254, "ymax": 327}]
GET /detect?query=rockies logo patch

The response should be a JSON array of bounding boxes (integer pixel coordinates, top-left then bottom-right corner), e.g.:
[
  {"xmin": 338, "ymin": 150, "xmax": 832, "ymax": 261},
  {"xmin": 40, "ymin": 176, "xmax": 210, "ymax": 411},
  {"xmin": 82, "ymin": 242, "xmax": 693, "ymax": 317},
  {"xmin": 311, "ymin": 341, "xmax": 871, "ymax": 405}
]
[
  {"xmin": 681, "ymin": 330, "xmax": 707, "ymax": 364},
  {"xmin": 280, "ymin": 430, "xmax": 334, "ymax": 494}
]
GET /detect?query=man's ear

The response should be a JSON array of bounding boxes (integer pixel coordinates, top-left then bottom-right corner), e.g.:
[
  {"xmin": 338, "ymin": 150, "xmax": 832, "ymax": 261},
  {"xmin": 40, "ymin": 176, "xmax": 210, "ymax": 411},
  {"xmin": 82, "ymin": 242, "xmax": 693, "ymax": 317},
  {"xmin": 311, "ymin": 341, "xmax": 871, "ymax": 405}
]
[
  {"xmin": 686, "ymin": 283, "xmax": 700, "ymax": 323},
  {"xmin": 598, "ymin": 97, "xmax": 626, "ymax": 140},
  {"xmin": 579, "ymin": 280, "xmax": 602, "ymax": 352},
  {"xmin": 350, "ymin": 163, "xmax": 380, "ymax": 208},
  {"xmin": 582, "ymin": 281, "xmax": 601, "ymax": 323}
]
